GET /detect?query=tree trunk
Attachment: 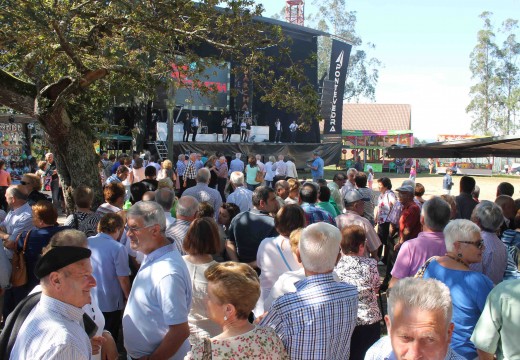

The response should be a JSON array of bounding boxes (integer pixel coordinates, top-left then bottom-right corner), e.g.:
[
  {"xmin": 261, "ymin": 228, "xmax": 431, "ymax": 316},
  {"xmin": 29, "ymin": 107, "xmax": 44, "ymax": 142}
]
[{"xmin": 43, "ymin": 111, "xmax": 104, "ymax": 213}]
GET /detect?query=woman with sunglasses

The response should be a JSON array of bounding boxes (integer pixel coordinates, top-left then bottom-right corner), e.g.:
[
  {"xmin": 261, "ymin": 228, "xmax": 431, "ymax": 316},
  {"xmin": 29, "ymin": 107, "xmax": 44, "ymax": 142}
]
[{"xmin": 422, "ymin": 219, "xmax": 493, "ymax": 360}]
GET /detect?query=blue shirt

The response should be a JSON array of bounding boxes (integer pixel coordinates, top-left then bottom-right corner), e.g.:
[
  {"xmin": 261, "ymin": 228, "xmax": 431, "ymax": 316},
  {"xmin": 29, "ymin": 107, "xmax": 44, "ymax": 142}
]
[
  {"xmin": 301, "ymin": 203, "xmax": 337, "ymax": 226},
  {"xmin": 88, "ymin": 233, "xmax": 130, "ymax": 312},
  {"xmin": 226, "ymin": 186, "xmax": 253, "ymax": 213},
  {"xmin": 423, "ymin": 259, "xmax": 493, "ymax": 359},
  {"xmin": 1, "ymin": 202, "xmax": 33, "ymax": 250},
  {"xmin": 229, "ymin": 159, "xmax": 245, "ymax": 174},
  {"xmin": 311, "ymin": 157, "xmax": 324, "ymax": 180},
  {"xmin": 260, "ymin": 273, "xmax": 358, "ymax": 360},
  {"xmin": 176, "ymin": 160, "xmax": 186, "ymax": 177},
  {"xmin": 105, "ymin": 174, "xmax": 122, "ymax": 185},
  {"xmin": 181, "ymin": 183, "xmax": 222, "ymax": 222},
  {"xmin": 123, "ymin": 244, "xmax": 192, "ymax": 360}
]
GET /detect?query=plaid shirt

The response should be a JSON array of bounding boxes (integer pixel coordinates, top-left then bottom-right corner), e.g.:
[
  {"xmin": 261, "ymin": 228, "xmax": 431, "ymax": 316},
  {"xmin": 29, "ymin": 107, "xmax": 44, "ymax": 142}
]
[
  {"xmin": 184, "ymin": 160, "xmax": 197, "ymax": 180},
  {"xmin": 301, "ymin": 203, "xmax": 337, "ymax": 226},
  {"xmin": 176, "ymin": 160, "xmax": 186, "ymax": 176},
  {"xmin": 260, "ymin": 273, "xmax": 358, "ymax": 360}
]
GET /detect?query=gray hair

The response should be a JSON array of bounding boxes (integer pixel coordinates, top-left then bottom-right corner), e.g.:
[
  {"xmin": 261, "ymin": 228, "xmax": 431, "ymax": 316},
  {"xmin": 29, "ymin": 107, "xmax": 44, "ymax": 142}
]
[
  {"xmin": 196, "ymin": 168, "xmax": 211, "ymax": 184},
  {"xmin": 155, "ymin": 188, "xmax": 175, "ymax": 212},
  {"xmin": 388, "ymin": 277, "xmax": 453, "ymax": 329},
  {"xmin": 7, "ymin": 185, "xmax": 27, "ymax": 201},
  {"xmin": 472, "ymin": 200, "xmax": 504, "ymax": 231},
  {"xmin": 230, "ymin": 171, "xmax": 245, "ymax": 186},
  {"xmin": 269, "ymin": 156, "xmax": 276, "ymax": 163},
  {"xmin": 176, "ymin": 195, "xmax": 199, "ymax": 218},
  {"xmin": 178, "ymin": 154, "xmax": 185, "ymax": 161},
  {"xmin": 278, "ymin": 155, "xmax": 285, "ymax": 161},
  {"xmin": 255, "ymin": 154, "xmax": 262, "ymax": 161},
  {"xmin": 422, "ymin": 197, "xmax": 451, "ymax": 232},
  {"xmin": 299, "ymin": 223, "xmax": 341, "ymax": 273},
  {"xmin": 235, "ymin": 153, "xmax": 241, "ymax": 159},
  {"xmin": 444, "ymin": 219, "xmax": 481, "ymax": 252},
  {"xmin": 346, "ymin": 168, "xmax": 357, "ymax": 176},
  {"xmin": 127, "ymin": 201, "xmax": 166, "ymax": 232}
]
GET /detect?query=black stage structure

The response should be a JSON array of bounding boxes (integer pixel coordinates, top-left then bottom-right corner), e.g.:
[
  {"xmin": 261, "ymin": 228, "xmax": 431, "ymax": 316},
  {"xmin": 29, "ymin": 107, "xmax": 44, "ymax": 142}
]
[{"xmin": 173, "ymin": 142, "xmax": 342, "ymax": 169}]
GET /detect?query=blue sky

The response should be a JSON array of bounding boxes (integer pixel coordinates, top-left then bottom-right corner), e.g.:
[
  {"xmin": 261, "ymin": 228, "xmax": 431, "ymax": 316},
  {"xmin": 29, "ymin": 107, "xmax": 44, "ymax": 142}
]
[{"xmin": 258, "ymin": 0, "xmax": 519, "ymax": 141}]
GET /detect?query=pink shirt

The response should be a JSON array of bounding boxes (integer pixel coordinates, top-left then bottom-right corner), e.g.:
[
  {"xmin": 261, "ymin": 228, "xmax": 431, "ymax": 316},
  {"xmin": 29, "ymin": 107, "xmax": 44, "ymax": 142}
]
[
  {"xmin": 0, "ymin": 169, "xmax": 11, "ymax": 186},
  {"xmin": 391, "ymin": 231, "xmax": 447, "ymax": 279}
]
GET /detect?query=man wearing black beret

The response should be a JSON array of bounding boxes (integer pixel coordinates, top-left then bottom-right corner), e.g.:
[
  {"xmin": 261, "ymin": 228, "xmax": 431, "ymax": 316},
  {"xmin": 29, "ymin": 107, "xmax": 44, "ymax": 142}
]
[{"xmin": 10, "ymin": 231, "xmax": 97, "ymax": 359}]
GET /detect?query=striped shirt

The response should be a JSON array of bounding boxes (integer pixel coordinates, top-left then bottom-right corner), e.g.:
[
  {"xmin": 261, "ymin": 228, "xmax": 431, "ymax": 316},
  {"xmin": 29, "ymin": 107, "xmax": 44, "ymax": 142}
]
[
  {"xmin": 10, "ymin": 294, "xmax": 92, "ymax": 359},
  {"xmin": 166, "ymin": 219, "xmax": 191, "ymax": 254},
  {"xmin": 260, "ymin": 273, "xmax": 358, "ymax": 360},
  {"xmin": 470, "ymin": 230, "xmax": 508, "ymax": 285}
]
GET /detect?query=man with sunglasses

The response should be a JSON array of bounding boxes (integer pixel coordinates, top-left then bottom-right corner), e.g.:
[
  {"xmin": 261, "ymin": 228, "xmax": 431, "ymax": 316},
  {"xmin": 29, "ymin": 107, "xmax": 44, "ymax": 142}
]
[{"xmin": 123, "ymin": 201, "xmax": 192, "ymax": 360}]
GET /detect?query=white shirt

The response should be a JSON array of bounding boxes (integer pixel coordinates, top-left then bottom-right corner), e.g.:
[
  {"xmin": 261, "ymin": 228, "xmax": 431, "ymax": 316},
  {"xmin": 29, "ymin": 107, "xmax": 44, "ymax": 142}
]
[
  {"xmin": 286, "ymin": 160, "xmax": 298, "ymax": 178},
  {"xmin": 11, "ymin": 294, "xmax": 92, "ymax": 360},
  {"xmin": 275, "ymin": 121, "xmax": 281, "ymax": 130}
]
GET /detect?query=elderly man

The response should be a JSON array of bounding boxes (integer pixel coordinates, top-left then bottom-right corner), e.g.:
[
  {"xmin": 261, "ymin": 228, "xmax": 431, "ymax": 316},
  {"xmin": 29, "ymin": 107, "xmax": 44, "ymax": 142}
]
[
  {"xmin": 227, "ymin": 171, "xmax": 253, "ymax": 212},
  {"xmin": 470, "ymin": 200, "xmax": 508, "ymax": 285},
  {"xmin": 274, "ymin": 179, "xmax": 290, "ymax": 209},
  {"xmin": 105, "ymin": 165, "xmax": 129, "ymax": 185},
  {"xmin": 181, "ymin": 168, "xmax": 222, "ymax": 221},
  {"xmin": 260, "ymin": 222, "xmax": 359, "ymax": 359},
  {"xmin": 229, "ymin": 153, "xmax": 244, "ymax": 174},
  {"xmin": 166, "ymin": 195, "xmax": 199, "ymax": 253},
  {"xmin": 300, "ymin": 182, "xmax": 336, "ymax": 226},
  {"xmin": 471, "ymin": 279, "xmax": 520, "ymax": 360},
  {"xmin": 341, "ymin": 168, "xmax": 358, "ymax": 198},
  {"xmin": 272, "ymin": 155, "xmax": 287, "ymax": 184},
  {"xmin": 123, "ymin": 201, "xmax": 192, "ymax": 360},
  {"xmin": 155, "ymin": 188, "xmax": 176, "ymax": 228},
  {"xmin": 10, "ymin": 241, "xmax": 97, "ymax": 358},
  {"xmin": 328, "ymin": 173, "xmax": 346, "ymax": 213},
  {"xmin": 336, "ymin": 190, "xmax": 381, "ymax": 260},
  {"xmin": 183, "ymin": 153, "xmax": 198, "ymax": 189},
  {"xmin": 389, "ymin": 197, "xmax": 451, "ymax": 287},
  {"xmin": 0, "ymin": 186, "xmax": 33, "ymax": 251},
  {"xmin": 366, "ymin": 277, "xmax": 464, "ymax": 360},
  {"xmin": 308, "ymin": 151, "xmax": 324, "ymax": 182},
  {"xmin": 227, "ymin": 186, "xmax": 278, "ymax": 267}
]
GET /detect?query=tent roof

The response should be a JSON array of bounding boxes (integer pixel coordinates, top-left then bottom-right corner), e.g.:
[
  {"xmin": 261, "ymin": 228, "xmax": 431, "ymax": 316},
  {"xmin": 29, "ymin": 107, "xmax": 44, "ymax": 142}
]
[
  {"xmin": 343, "ymin": 104, "xmax": 411, "ymax": 131},
  {"xmin": 386, "ymin": 135, "xmax": 520, "ymax": 158}
]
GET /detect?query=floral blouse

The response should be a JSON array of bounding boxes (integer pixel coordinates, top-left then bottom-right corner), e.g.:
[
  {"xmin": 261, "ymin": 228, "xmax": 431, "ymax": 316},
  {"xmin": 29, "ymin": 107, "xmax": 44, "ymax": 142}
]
[
  {"xmin": 335, "ymin": 255, "xmax": 382, "ymax": 326},
  {"xmin": 377, "ymin": 189, "xmax": 396, "ymax": 224},
  {"xmin": 186, "ymin": 326, "xmax": 288, "ymax": 360}
]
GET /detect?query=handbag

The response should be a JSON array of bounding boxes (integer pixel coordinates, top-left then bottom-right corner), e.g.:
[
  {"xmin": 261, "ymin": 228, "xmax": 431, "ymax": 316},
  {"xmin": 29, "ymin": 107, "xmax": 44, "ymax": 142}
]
[
  {"xmin": 10, "ymin": 230, "xmax": 31, "ymax": 287},
  {"xmin": 255, "ymin": 168, "xmax": 264, "ymax": 183},
  {"xmin": 414, "ymin": 256, "xmax": 437, "ymax": 279},
  {"xmin": 202, "ymin": 337, "xmax": 212, "ymax": 360}
]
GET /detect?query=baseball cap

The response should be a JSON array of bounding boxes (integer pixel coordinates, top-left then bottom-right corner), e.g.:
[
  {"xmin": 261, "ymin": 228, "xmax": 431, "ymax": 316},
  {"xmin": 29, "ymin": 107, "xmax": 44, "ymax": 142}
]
[{"xmin": 344, "ymin": 190, "xmax": 368, "ymax": 204}]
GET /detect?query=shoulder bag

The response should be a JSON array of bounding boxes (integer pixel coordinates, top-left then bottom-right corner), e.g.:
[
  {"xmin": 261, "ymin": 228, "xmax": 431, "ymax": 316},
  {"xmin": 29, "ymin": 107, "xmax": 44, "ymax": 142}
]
[
  {"xmin": 10, "ymin": 230, "xmax": 31, "ymax": 287},
  {"xmin": 414, "ymin": 256, "xmax": 437, "ymax": 278},
  {"xmin": 255, "ymin": 167, "xmax": 265, "ymax": 183}
]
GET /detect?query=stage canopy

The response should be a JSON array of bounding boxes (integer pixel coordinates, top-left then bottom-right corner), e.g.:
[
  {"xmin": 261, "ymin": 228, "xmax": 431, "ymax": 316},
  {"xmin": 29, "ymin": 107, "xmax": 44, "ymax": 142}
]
[{"xmin": 386, "ymin": 135, "xmax": 520, "ymax": 158}]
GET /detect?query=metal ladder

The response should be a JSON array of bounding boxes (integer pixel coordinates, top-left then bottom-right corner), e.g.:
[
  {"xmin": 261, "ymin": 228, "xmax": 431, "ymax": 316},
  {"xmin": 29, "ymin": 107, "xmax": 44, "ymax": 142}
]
[{"xmin": 153, "ymin": 141, "xmax": 169, "ymax": 161}]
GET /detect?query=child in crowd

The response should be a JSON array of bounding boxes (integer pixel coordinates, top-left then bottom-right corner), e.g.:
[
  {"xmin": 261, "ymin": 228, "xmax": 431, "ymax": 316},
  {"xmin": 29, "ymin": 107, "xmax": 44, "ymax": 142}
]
[
  {"xmin": 367, "ymin": 167, "xmax": 374, "ymax": 189},
  {"xmin": 409, "ymin": 165, "xmax": 416, "ymax": 181},
  {"xmin": 442, "ymin": 168, "xmax": 454, "ymax": 195}
]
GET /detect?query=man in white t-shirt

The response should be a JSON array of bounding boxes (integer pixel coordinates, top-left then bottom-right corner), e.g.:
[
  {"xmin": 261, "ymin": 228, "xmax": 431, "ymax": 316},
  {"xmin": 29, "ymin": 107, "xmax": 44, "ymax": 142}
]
[{"xmin": 274, "ymin": 118, "xmax": 282, "ymax": 143}]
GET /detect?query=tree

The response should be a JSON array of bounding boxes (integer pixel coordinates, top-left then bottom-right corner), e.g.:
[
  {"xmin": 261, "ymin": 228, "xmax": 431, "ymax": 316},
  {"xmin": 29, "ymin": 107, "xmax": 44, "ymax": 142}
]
[
  {"xmin": 0, "ymin": 0, "xmax": 319, "ymax": 209},
  {"xmin": 307, "ymin": 0, "xmax": 381, "ymax": 102},
  {"xmin": 467, "ymin": 12, "xmax": 520, "ymax": 135}
]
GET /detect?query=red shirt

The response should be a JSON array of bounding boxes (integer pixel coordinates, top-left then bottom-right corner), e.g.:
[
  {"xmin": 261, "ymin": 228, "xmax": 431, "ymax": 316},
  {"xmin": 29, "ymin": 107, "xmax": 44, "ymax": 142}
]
[{"xmin": 399, "ymin": 201, "xmax": 421, "ymax": 240}]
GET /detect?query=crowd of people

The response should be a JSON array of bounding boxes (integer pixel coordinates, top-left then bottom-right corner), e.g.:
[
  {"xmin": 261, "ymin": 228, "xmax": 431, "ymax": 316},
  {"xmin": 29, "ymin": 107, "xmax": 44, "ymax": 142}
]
[{"xmin": 0, "ymin": 150, "xmax": 520, "ymax": 360}]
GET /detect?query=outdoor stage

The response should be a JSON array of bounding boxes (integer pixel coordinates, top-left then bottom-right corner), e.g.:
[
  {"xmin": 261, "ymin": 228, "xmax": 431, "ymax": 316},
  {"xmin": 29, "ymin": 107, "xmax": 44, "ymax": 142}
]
[{"xmin": 172, "ymin": 141, "xmax": 342, "ymax": 169}]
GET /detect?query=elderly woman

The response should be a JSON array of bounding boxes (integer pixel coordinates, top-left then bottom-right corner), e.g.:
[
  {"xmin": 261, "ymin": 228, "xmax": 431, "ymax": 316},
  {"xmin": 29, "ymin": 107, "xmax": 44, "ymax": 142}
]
[
  {"xmin": 182, "ymin": 217, "xmax": 222, "ymax": 345},
  {"xmin": 64, "ymin": 185, "xmax": 102, "ymax": 237},
  {"xmin": 88, "ymin": 213, "xmax": 130, "ymax": 341},
  {"xmin": 469, "ymin": 200, "xmax": 509, "ymax": 285},
  {"xmin": 3, "ymin": 201, "xmax": 67, "ymax": 315},
  {"xmin": 423, "ymin": 219, "xmax": 494, "ymax": 359},
  {"xmin": 335, "ymin": 225, "xmax": 381, "ymax": 360},
  {"xmin": 186, "ymin": 262, "xmax": 288, "ymax": 359},
  {"xmin": 256, "ymin": 204, "xmax": 305, "ymax": 314},
  {"xmin": 264, "ymin": 156, "xmax": 276, "ymax": 188},
  {"xmin": 20, "ymin": 173, "xmax": 47, "ymax": 206}
]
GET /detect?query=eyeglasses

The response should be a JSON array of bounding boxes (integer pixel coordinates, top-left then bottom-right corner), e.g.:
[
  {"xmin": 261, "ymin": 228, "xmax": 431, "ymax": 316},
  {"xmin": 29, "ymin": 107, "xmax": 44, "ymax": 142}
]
[
  {"xmin": 126, "ymin": 223, "xmax": 155, "ymax": 233},
  {"xmin": 20, "ymin": 181, "xmax": 28, "ymax": 185},
  {"xmin": 458, "ymin": 240, "xmax": 485, "ymax": 250}
]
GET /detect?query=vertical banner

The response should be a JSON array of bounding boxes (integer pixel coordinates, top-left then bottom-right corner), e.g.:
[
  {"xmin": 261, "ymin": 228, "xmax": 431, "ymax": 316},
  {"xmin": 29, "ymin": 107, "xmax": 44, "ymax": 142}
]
[{"xmin": 323, "ymin": 39, "xmax": 352, "ymax": 140}]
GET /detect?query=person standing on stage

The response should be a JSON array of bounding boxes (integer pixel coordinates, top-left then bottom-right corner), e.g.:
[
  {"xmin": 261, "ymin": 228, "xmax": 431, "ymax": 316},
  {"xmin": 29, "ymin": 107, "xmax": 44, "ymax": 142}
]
[
  {"xmin": 182, "ymin": 113, "xmax": 191, "ymax": 142},
  {"xmin": 245, "ymin": 118, "xmax": 252, "ymax": 143},
  {"xmin": 289, "ymin": 120, "xmax": 298, "ymax": 143},
  {"xmin": 225, "ymin": 116, "xmax": 233, "ymax": 142},
  {"xmin": 221, "ymin": 116, "xmax": 228, "ymax": 143},
  {"xmin": 274, "ymin": 118, "xmax": 282, "ymax": 143},
  {"xmin": 240, "ymin": 119, "xmax": 247, "ymax": 142},
  {"xmin": 191, "ymin": 115, "xmax": 199, "ymax": 142}
]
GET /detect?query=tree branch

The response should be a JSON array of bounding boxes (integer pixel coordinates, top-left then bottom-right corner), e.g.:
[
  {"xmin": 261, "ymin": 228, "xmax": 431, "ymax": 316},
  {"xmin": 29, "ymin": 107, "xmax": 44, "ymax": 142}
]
[
  {"xmin": 0, "ymin": 69, "xmax": 37, "ymax": 115},
  {"xmin": 51, "ymin": 20, "xmax": 88, "ymax": 73}
]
